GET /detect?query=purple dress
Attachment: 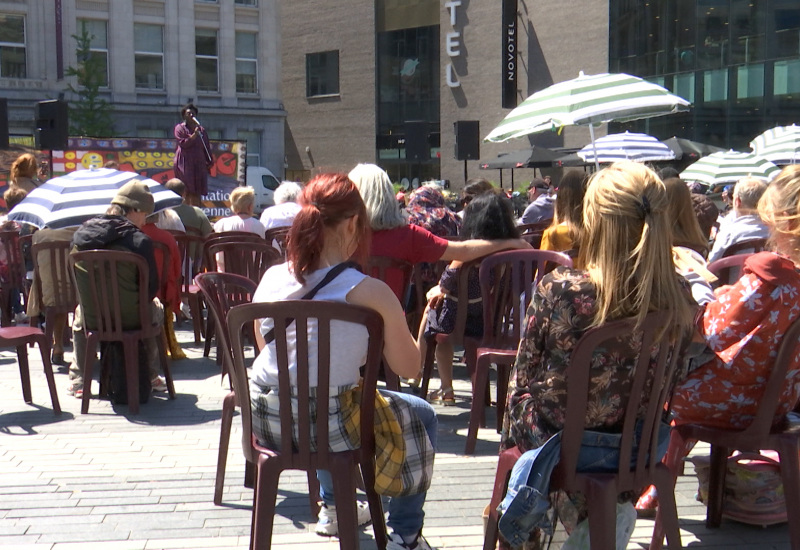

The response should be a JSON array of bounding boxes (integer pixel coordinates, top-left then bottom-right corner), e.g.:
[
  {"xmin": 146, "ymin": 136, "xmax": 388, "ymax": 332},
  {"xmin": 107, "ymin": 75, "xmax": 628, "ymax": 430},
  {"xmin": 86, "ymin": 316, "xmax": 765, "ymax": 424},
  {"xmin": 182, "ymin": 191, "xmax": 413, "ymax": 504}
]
[{"xmin": 173, "ymin": 122, "xmax": 212, "ymax": 196}]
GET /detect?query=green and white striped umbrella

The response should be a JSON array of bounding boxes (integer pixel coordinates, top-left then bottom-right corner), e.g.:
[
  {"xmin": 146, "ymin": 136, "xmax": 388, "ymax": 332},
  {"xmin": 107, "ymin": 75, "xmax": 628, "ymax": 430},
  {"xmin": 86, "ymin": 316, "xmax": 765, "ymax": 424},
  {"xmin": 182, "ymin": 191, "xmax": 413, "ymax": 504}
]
[
  {"xmin": 680, "ymin": 150, "xmax": 780, "ymax": 187},
  {"xmin": 484, "ymin": 72, "xmax": 691, "ymax": 143},
  {"xmin": 750, "ymin": 125, "xmax": 800, "ymax": 166}
]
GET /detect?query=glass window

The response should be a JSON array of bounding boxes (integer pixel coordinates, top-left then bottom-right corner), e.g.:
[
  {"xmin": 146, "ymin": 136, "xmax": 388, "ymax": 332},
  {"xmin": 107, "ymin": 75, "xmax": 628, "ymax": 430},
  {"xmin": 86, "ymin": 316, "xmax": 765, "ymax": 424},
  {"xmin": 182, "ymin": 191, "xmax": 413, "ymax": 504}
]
[
  {"xmin": 697, "ymin": 0, "xmax": 730, "ymax": 70},
  {"xmin": 675, "ymin": 72, "xmax": 696, "ymax": 103},
  {"xmin": 703, "ymin": 68, "xmax": 728, "ymax": 103},
  {"xmin": 137, "ymin": 128, "xmax": 168, "ymax": 138},
  {"xmin": 195, "ymin": 28, "xmax": 218, "ymax": 93},
  {"xmin": 235, "ymin": 32, "xmax": 257, "ymax": 94},
  {"xmin": 669, "ymin": 0, "xmax": 697, "ymax": 72},
  {"xmin": 78, "ymin": 19, "xmax": 109, "ymax": 87},
  {"xmin": 730, "ymin": 0, "xmax": 765, "ymax": 64},
  {"xmin": 306, "ymin": 51, "xmax": 339, "ymax": 97},
  {"xmin": 773, "ymin": 2, "xmax": 800, "ymax": 59},
  {"xmin": 134, "ymin": 24, "xmax": 164, "ymax": 90},
  {"xmin": 0, "ymin": 14, "xmax": 26, "ymax": 78},
  {"xmin": 235, "ymin": 0, "xmax": 257, "ymax": 5},
  {"xmin": 774, "ymin": 59, "xmax": 800, "ymax": 96},
  {"xmin": 736, "ymin": 63, "xmax": 764, "ymax": 100},
  {"xmin": 238, "ymin": 130, "xmax": 261, "ymax": 166}
]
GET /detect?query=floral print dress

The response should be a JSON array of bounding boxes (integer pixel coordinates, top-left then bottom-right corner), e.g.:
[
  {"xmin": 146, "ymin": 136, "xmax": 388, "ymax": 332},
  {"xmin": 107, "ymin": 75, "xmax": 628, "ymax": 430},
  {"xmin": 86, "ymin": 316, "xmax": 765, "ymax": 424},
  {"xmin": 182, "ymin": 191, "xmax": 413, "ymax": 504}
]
[
  {"xmin": 500, "ymin": 266, "xmax": 689, "ymax": 548},
  {"xmin": 671, "ymin": 252, "xmax": 800, "ymax": 428}
]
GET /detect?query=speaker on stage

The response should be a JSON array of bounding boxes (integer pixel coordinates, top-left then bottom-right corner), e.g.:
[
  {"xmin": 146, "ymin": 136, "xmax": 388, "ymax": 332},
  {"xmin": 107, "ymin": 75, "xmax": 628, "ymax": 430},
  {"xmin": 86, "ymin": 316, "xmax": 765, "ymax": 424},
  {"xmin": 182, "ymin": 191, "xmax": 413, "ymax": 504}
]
[
  {"xmin": 0, "ymin": 98, "xmax": 8, "ymax": 150},
  {"xmin": 405, "ymin": 121, "xmax": 429, "ymax": 161},
  {"xmin": 35, "ymin": 99, "xmax": 69, "ymax": 150},
  {"xmin": 454, "ymin": 120, "xmax": 480, "ymax": 160}
]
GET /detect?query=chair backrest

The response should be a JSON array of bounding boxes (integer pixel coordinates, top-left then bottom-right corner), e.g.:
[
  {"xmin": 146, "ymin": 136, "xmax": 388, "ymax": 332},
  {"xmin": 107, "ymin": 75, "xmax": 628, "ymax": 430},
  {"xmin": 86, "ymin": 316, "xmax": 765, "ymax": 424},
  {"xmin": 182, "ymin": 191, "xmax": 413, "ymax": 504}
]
[
  {"xmin": 264, "ymin": 226, "xmax": 291, "ymax": 258},
  {"xmin": 226, "ymin": 301, "xmax": 384, "ymax": 467},
  {"xmin": 205, "ymin": 240, "xmax": 282, "ymax": 284},
  {"xmin": 707, "ymin": 253, "xmax": 752, "ymax": 287},
  {"xmin": 31, "ymin": 240, "xmax": 79, "ymax": 314},
  {"xmin": 479, "ymin": 249, "xmax": 573, "ymax": 349},
  {"xmin": 721, "ymin": 237, "xmax": 768, "ymax": 258},
  {"xmin": 172, "ymin": 232, "xmax": 206, "ymax": 293},
  {"xmin": 0, "ymin": 229, "xmax": 24, "ymax": 289},
  {"xmin": 362, "ymin": 255, "xmax": 414, "ymax": 305},
  {"xmin": 69, "ymin": 249, "xmax": 155, "ymax": 338},
  {"xmin": 556, "ymin": 312, "xmax": 687, "ymax": 490},
  {"xmin": 518, "ymin": 220, "xmax": 552, "ymax": 248},
  {"xmin": 195, "ymin": 271, "xmax": 258, "ymax": 358}
]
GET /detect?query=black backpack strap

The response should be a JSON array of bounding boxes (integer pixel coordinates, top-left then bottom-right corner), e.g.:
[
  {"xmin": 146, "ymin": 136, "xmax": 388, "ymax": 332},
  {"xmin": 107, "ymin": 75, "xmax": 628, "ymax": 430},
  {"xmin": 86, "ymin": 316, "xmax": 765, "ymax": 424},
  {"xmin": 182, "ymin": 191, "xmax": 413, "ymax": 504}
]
[{"xmin": 262, "ymin": 261, "xmax": 361, "ymax": 344}]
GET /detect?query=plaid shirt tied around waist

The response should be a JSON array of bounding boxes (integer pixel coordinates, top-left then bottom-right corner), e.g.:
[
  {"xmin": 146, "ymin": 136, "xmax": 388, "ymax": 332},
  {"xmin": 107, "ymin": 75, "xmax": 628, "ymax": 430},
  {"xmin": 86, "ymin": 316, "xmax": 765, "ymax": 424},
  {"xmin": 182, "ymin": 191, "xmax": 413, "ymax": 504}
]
[{"xmin": 250, "ymin": 382, "xmax": 434, "ymax": 497}]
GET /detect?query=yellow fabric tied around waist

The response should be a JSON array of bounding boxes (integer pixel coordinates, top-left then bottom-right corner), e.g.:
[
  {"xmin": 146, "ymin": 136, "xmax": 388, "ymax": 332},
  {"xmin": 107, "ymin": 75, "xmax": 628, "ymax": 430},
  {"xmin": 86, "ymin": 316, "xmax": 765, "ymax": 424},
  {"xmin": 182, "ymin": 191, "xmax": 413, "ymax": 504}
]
[{"xmin": 339, "ymin": 383, "xmax": 407, "ymax": 496}]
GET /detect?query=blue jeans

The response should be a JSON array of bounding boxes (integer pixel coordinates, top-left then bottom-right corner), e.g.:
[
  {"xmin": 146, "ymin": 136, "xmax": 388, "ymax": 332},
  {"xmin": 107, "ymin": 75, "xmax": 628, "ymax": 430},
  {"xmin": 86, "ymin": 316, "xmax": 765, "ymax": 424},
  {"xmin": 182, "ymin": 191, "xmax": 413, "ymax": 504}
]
[{"xmin": 318, "ymin": 390, "xmax": 437, "ymax": 538}]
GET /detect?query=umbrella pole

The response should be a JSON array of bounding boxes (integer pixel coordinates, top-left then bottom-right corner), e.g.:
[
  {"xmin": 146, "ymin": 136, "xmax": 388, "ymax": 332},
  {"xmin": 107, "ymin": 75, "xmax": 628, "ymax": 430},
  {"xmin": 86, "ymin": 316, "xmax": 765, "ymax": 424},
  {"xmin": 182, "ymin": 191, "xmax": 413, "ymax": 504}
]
[
  {"xmin": 500, "ymin": 169, "xmax": 503, "ymax": 190},
  {"xmin": 589, "ymin": 124, "xmax": 600, "ymax": 171}
]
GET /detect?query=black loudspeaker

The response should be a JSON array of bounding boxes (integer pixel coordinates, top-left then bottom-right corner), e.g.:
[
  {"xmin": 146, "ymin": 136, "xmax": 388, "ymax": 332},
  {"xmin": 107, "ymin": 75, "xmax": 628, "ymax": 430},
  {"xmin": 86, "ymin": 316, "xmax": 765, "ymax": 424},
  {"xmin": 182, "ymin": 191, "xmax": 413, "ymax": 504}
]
[
  {"xmin": 405, "ymin": 121, "xmax": 429, "ymax": 161},
  {"xmin": 0, "ymin": 98, "xmax": 8, "ymax": 149},
  {"xmin": 454, "ymin": 120, "xmax": 480, "ymax": 160},
  {"xmin": 35, "ymin": 99, "xmax": 69, "ymax": 150}
]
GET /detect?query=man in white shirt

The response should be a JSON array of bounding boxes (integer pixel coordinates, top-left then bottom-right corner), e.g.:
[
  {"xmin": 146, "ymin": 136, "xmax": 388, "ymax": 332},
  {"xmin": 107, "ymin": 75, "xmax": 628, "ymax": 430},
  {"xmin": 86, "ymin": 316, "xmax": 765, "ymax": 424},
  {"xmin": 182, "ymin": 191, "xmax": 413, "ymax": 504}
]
[
  {"xmin": 259, "ymin": 181, "xmax": 304, "ymax": 230},
  {"xmin": 708, "ymin": 177, "xmax": 769, "ymax": 262}
]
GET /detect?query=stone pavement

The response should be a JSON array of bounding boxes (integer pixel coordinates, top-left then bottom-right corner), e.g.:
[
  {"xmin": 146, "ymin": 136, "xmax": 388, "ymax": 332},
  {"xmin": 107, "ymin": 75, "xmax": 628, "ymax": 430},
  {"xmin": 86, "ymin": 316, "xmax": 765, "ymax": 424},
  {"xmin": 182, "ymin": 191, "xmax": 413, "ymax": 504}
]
[{"xmin": 0, "ymin": 323, "xmax": 792, "ymax": 549}]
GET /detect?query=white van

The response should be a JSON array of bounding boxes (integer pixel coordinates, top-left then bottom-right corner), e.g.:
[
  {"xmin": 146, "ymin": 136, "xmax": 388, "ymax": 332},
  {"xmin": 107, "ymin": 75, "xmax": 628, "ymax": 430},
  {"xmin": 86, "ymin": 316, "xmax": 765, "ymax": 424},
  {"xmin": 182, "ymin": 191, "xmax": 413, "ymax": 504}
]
[{"xmin": 246, "ymin": 166, "xmax": 281, "ymax": 214}]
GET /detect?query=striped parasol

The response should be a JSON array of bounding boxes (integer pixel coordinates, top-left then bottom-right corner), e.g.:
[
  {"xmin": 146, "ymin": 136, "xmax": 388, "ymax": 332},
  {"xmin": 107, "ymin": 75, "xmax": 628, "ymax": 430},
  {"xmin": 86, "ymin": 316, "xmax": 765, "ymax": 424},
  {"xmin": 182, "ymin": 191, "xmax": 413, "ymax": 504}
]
[
  {"xmin": 484, "ymin": 72, "xmax": 691, "ymax": 145},
  {"xmin": 8, "ymin": 168, "xmax": 183, "ymax": 229},
  {"xmin": 680, "ymin": 151, "xmax": 780, "ymax": 187},
  {"xmin": 749, "ymin": 125, "xmax": 800, "ymax": 165},
  {"xmin": 577, "ymin": 131, "xmax": 676, "ymax": 163}
]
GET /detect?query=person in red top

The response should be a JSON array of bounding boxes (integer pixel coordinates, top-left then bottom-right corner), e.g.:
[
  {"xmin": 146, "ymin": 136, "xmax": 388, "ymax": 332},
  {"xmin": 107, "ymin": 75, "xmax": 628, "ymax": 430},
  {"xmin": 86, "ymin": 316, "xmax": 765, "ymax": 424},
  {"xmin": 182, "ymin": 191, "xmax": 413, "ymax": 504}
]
[
  {"xmin": 347, "ymin": 163, "xmax": 530, "ymax": 301},
  {"xmin": 141, "ymin": 215, "xmax": 185, "ymax": 359}
]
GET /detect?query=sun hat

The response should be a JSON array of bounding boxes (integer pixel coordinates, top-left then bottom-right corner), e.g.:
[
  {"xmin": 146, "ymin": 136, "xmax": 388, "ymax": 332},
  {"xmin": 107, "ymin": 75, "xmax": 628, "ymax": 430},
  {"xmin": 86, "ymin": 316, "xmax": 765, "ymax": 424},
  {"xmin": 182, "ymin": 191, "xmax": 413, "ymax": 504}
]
[{"xmin": 111, "ymin": 181, "xmax": 155, "ymax": 214}]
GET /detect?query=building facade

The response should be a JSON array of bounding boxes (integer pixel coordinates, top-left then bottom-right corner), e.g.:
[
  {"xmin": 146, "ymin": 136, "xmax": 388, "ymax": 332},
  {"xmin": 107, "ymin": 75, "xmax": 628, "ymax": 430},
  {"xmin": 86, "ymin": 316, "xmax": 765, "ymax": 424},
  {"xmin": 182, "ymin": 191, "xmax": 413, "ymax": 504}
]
[
  {"xmin": 0, "ymin": 0, "xmax": 285, "ymax": 176},
  {"xmin": 282, "ymin": 0, "xmax": 800, "ymax": 191}
]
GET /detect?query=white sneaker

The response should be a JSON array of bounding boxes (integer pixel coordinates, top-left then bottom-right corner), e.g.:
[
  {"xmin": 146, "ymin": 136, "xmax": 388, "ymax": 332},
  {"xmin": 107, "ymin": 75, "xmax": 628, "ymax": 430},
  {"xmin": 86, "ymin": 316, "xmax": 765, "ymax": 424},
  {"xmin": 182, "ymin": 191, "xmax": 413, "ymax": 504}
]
[
  {"xmin": 387, "ymin": 532, "xmax": 434, "ymax": 550},
  {"xmin": 179, "ymin": 302, "xmax": 192, "ymax": 320},
  {"xmin": 151, "ymin": 376, "xmax": 168, "ymax": 392},
  {"xmin": 314, "ymin": 501, "xmax": 372, "ymax": 536}
]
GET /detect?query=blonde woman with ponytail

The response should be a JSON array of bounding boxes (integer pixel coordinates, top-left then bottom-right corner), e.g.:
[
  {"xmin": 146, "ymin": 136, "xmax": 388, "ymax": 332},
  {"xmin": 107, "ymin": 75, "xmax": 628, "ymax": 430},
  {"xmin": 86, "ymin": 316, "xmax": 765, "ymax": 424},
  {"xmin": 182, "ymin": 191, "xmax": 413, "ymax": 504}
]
[{"xmin": 499, "ymin": 161, "xmax": 695, "ymax": 548}]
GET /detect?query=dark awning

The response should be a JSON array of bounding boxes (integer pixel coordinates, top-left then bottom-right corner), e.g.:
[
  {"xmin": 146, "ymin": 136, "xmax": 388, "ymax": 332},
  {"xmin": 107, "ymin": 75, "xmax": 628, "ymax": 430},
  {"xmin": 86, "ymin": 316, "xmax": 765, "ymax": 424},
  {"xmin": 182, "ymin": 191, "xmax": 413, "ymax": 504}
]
[{"xmin": 478, "ymin": 147, "xmax": 560, "ymax": 170}]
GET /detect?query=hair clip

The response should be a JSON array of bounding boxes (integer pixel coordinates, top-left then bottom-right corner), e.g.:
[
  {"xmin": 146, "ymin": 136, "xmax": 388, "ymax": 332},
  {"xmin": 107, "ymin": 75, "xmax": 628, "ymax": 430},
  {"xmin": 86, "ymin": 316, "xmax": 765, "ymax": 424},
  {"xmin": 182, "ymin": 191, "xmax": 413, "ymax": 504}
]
[{"xmin": 637, "ymin": 195, "xmax": 651, "ymax": 218}]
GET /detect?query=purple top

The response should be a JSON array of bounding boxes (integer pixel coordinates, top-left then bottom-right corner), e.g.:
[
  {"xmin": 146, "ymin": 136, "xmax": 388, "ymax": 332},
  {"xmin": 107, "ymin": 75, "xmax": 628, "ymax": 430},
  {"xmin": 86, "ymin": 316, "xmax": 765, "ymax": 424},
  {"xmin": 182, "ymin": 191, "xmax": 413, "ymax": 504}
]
[{"xmin": 173, "ymin": 122, "xmax": 212, "ymax": 196}]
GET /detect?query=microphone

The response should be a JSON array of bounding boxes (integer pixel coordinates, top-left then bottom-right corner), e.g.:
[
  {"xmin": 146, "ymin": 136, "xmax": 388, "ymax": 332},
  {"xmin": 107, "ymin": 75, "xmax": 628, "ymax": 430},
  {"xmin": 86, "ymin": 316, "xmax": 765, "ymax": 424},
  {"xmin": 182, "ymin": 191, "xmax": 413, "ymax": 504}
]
[{"xmin": 191, "ymin": 115, "xmax": 202, "ymax": 127}]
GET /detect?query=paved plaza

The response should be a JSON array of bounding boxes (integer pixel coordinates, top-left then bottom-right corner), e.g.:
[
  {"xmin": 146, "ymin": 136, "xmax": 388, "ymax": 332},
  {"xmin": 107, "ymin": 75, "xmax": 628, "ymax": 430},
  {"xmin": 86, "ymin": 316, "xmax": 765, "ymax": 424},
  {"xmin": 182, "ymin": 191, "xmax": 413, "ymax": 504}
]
[{"xmin": 0, "ymin": 323, "xmax": 792, "ymax": 549}]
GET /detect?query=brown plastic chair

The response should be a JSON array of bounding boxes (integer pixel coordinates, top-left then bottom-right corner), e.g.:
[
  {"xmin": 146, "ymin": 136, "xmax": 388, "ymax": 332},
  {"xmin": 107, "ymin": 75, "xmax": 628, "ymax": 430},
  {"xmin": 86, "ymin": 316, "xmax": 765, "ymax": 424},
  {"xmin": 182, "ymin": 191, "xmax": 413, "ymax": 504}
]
[
  {"xmin": 363, "ymin": 255, "xmax": 415, "ymax": 391},
  {"xmin": 264, "ymin": 226, "xmax": 290, "ymax": 258},
  {"xmin": 195, "ymin": 272, "xmax": 258, "ymax": 506},
  {"xmin": 172, "ymin": 232, "xmax": 207, "ymax": 343},
  {"xmin": 70, "ymin": 249, "xmax": 175, "ymax": 414},
  {"xmin": 227, "ymin": 300, "xmax": 388, "ymax": 550},
  {"xmin": 466, "ymin": 249, "xmax": 573, "ymax": 454},
  {"xmin": 651, "ymin": 315, "xmax": 800, "ymax": 550},
  {"xmin": 203, "ymin": 231, "xmax": 266, "ymax": 267},
  {"xmin": 707, "ymin": 253, "xmax": 753, "ymax": 287},
  {"xmin": 0, "ymin": 229, "xmax": 26, "ymax": 326},
  {"xmin": 0, "ymin": 325, "xmax": 61, "ymax": 414},
  {"xmin": 485, "ymin": 312, "xmax": 685, "ymax": 550},
  {"xmin": 30, "ymin": 240, "xmax": 79, "ymax": 359},
  {"xmin": 720, "ymin": 237, "xmax": 768, "ymax": 258},
  {"xmin": 518, "ymin": 220, "xmax": 553, "ymax": 249}
]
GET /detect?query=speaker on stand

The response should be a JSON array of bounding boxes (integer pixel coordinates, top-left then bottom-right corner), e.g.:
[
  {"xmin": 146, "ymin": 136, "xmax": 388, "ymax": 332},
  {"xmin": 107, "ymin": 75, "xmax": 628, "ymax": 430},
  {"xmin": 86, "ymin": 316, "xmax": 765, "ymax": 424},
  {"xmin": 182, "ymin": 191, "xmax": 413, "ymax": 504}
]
[
  {"xmin": 454, "ymin": 120, "xmax": 480, "ymax": 183},
  {"xmin": 35, "ymin": 99, "xmax": 69, "ymax": 150}
]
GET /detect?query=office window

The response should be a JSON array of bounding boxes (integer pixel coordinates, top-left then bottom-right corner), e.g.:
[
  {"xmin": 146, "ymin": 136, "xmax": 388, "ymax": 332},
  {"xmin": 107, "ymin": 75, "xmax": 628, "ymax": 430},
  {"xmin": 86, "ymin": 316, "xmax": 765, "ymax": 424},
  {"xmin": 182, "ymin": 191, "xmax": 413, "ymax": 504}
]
[
  {"xmin": 306, "ymin": 50, "xmax": 339, "ymax": 97},
  {"xmin": 196, "ymin": 28, "xmax": 218, "ymax": 93},
  {"xmin": 0, "ymin": 14, "xmax": 26, "ymax": 78},
  {"xmin": 77, "ymin": 19, "xmax": 109, "ymax": 87},
  {"xmin": 134, "ymin": 24, "xmax": 164, "ymax": 90},
  {"xmin": 235, "ymin": 0, "xmax": 257, "ymax": 5},
  {"xmin": 235, "ymin": 32, "xmax": 257, "ymax": 94},
  {"xmin": 238, "ymin": 130, "xmax": 261, "ymax": 166}
]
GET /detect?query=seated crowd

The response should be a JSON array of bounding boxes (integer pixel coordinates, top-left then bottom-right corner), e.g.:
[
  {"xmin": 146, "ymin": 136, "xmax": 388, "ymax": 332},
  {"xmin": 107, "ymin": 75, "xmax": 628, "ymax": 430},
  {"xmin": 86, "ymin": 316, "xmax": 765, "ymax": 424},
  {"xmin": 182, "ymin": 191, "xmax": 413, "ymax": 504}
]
[{"xmin": 5, "ymin": 154, "xmax": 800, "ymax": 550}]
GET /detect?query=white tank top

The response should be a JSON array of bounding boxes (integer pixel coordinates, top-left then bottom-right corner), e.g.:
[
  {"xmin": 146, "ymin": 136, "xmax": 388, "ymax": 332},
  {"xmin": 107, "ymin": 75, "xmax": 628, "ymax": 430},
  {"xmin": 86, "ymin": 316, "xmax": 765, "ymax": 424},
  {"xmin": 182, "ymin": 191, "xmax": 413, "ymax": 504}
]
[{"xmin": 249, "ymin": 262, "xmax": 369, "ymax": 388}]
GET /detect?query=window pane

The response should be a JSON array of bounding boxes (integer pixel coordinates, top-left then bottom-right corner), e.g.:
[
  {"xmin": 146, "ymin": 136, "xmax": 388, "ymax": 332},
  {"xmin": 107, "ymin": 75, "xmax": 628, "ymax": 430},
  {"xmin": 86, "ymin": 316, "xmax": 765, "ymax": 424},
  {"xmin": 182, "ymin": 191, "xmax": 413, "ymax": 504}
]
[
  {"xmin": 196, "ymin": 57, "xmax": 218, "ymax": 91},
  {"xmin": 703, "ymin": 68, "xmax": 728, "ymax": 103},
  {"xmin": 135, "ymin": 24, "xmax": 163, "ymax": 53},
  {"xmin": 195, "ymin": 29, "xmax": 217, "ymax": 56},
  {"xmin": 774, "ymin": 3, "xmax": 800, "ymax": 59},
  {"xmin": 235, "ymin": 0, "xmax": 258, "ymax": 5},
  {"xmin": 697, "ymin": 1, "xmax": 729, "ymax": 70},
  {"xmin": 0, "ymin": 15, "xmax": 25, "ymax": 43},
  {"xmin": 774, "ymin": 59, "xmax": 800, "ymax": 96},
  {"xmin": 736, "ymin": 63, "xmax": 764, "ymax": 99},
  {"xmin": 675, "ymin": 72, "xmax": 695, "ymax": 103},
  {"xmin": 87, "ymin": 51, "xmax": 108, "ymax": 87},
  {"xmin": 135, "ymin": 54, "xmax": 164, "ymax": 89},
  {"xmin": 236, "ymin": 60, "xmax": 257, "ymax": 93},
  {"xmin": 0, "ymin": 46, "xmax": 26, "ymax": 78},
  {"xmin": 80, "ymin": 20, "xmax": 107, "ymax": 49},
  {"xmin": 306, "ymin": 51, "xmax": 339, "ymax": 96},
  {"xmin": 236, "ymin": 32, "xmax": 257, "ymax": 57}
]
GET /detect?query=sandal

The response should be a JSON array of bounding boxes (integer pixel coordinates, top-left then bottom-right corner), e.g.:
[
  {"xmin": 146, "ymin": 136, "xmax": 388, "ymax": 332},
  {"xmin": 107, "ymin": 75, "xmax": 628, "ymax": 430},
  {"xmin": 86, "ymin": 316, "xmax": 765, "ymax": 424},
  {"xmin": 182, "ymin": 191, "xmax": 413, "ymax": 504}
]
[
  {"xmin": 635, "ymin": 485, "xmax": 658, "ymax": 518},
  {"xmin": 427, "ymin": 387, "xmax": 456, "ymax": 406},
  {"xmin": 67, "ymin": 382, "xmax": 83, "ymax": 399}
]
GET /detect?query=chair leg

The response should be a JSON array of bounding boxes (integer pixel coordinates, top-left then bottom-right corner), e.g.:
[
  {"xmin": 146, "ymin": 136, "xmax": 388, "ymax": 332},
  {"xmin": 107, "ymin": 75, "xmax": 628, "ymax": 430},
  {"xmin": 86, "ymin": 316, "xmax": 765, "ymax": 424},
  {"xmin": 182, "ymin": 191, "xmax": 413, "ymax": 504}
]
[
  {"xmin": 307, "ymin": 471, "xmax": 320, "ymax": 517},
  {"xmin": 653, "ymin": 464, "xmax": 682, "ymax": 550},
  {"xmin": 651, "ymin": 429, "xmax": 693, "ymax": 550},
  {"xmin": 214, "ymin": 391, "xmax": 236, "ymax": 505},
  {"xmin": 189, "ymin": 295, "xmax": 204, "ymax": 344},
  {"xmin": 204, "ymin": 318, "xmax": 215, "ymax": 358},
  {"xmin": 584, "ymin": 477, "xmax": 617, "ymax": 550},
  {"xmin": 420, "ymin": 335, "xmax": 437, "ymax": 397},
  {"xmin": 244, "ymin": 460, "xmax": 256, "ymax": 489},
  {"xmin": 495, "ymin": 364, "xmax": 511, "ymax": 433},
  {"xmin": 706, "ymin": 444, "xmax": 729, "ymax": 528},
  {"xmin": 360, "ymin": 459, "xmax": 387, "ymax": 550},
  {"xmin": 466, "ymin": 355, "xmax": 492, "ymax": 454},
  {"xmin": 156, "ymin": 333, "xmax": 176, "ymax": 399},
  {"xmin": 16, "ymin": 344, "xmax": 32, "ymax": 403},
  {"xmin": 35, "ymin": 336, "xmax": 61, "ymax": 415},
  {"xmin": 124, "ymin": 340, "xmax": 140, "ymax": 415},
  {"xmin": 484, "ymin": 447, "xmax": 522, "ymax": 550},
  {"xmin": 329, "ymin": 457, "xmax": 359, "ymax": 550},
  {"xmin": 81, "ymin": 334, "xmax": 98, "ymax": 414},
  {"xmin": 251, "ymin": 459, "xmax": 280, "ymax": 550},
  {"xmin": 777, "ymin": 436, "xmax": 800, "ymax": 550}
]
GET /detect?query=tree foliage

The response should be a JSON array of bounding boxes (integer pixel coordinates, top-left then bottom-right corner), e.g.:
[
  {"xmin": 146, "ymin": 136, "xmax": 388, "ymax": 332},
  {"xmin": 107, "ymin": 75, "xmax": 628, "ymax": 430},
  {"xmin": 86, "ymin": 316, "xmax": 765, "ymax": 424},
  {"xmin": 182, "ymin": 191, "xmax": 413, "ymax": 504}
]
[{"xmin": 65, "ymin": 25, "xmax": 114, "ymax": 137}]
